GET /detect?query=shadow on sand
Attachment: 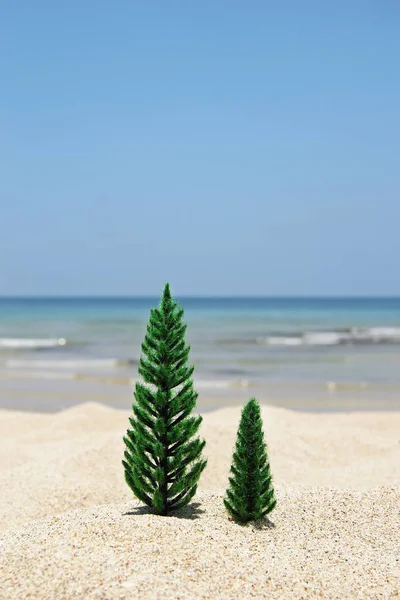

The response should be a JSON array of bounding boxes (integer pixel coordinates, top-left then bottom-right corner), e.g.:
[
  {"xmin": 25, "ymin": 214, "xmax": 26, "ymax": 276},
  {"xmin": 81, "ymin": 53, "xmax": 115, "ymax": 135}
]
[
  {"xmin": 252, "ymin": 517, "xmax": 276, "ymax": 530},
  {"xmin": 123, "ymin": 501, "xmax": 205, "ymax": 520}
]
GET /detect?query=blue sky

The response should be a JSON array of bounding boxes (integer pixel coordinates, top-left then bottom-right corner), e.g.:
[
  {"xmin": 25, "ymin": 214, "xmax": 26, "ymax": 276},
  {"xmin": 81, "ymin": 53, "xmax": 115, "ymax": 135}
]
[{"xmin": 0, "ymin": 1, "xmax": 399, "ymax": 296}]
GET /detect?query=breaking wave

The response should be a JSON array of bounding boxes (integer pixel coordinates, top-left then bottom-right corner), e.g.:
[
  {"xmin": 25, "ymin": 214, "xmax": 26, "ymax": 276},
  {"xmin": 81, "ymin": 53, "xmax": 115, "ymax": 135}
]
[
  {"xmin": 5, "ymin": 358, "xmax": 137, "ymax": 370},
  {"xmin": 254, "ymin": 327, "xmax": 400, "ymax": 347},
  {"xmin": 0, "ymin": 338, "xmax": 67, "ymax": 349}
]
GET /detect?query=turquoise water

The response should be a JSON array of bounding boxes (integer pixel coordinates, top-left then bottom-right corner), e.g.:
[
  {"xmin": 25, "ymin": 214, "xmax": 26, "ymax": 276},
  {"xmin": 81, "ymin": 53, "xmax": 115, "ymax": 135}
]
[{"xmin": 1, "ymin": 297, "xmax": 400, "ymax": 411}]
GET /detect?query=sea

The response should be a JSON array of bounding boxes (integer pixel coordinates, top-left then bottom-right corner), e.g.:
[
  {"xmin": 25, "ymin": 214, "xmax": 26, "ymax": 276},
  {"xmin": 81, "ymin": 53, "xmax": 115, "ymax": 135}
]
[{"xmin": 1, "ymin": 297, "xmax": 400, "ymax": 412}]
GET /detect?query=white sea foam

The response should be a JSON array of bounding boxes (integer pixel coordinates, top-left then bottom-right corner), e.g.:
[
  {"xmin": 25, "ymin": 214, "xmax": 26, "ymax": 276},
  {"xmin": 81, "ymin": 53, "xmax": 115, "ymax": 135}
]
[
  {"xmin": 351, "ymin": 327, "xmax": 400, "ymax": 341},
  {"xmin": 302, "ymin": 332, "xmax": 345, "ymax": 346},
  {"xmin": 6, "ymin": 358, "xmax": 122, "ymax": 370},
  {"xmin": 259, "ymin": 336, "xmax": 303, "ymax": 346},
  {"xmin": 195, "ymin": 380, "xmax": 231, "ymax": 389},
  {"xmin": 257, "ymin": 327, "xmax": 400, "ymax": 347},
  {"xmin": 0, "ymin": 338, "xmax": 67, "ymax": 349},
  {"xmin": 0, "ymin": 370, "xmax": 75, "ymax": 380},
  {"xmin": 197, "ymin": 379, "xmax": 254, "ymax": 390}
]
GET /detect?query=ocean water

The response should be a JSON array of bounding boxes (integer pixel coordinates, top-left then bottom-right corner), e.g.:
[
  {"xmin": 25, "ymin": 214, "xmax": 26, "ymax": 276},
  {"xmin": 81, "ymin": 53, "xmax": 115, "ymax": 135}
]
[{"xmin": 1, "ymin": 297, "xmax": 400, "ymax": 411}]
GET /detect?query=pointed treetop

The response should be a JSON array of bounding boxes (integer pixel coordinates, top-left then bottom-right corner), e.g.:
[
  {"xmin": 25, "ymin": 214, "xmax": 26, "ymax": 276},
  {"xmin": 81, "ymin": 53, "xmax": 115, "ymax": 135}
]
[
  {"xmin": 162, "ymin": 282, "xmax": 172, "ymax": 302},
  {"xmin": 244, "ymin": 397, "xmax": 260, "ymax": 420}
]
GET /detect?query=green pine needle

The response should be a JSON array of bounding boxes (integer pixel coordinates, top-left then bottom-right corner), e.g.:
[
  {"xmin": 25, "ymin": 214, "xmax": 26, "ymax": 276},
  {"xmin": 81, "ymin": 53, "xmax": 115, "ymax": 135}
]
[
  {"xmin": 224, "ymin": 398, "xmax": 276, "ymax": 523},
  {"xmin": 123, "ymin": 283, "xmax": 207, "ymax": 515}
]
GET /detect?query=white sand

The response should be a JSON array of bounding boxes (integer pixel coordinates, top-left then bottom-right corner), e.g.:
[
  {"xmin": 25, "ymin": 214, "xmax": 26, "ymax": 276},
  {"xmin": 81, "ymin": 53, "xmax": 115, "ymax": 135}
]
[{"xmin": 0, "ymin": 402, "xmax": 399, "ymax": 599}]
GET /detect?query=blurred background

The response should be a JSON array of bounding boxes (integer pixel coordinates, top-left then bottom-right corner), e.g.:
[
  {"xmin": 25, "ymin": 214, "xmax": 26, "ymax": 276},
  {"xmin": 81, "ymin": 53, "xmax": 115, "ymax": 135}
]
[{"xmin": 1, "ymin": 2, "xmax": 400, "ymax": 411}]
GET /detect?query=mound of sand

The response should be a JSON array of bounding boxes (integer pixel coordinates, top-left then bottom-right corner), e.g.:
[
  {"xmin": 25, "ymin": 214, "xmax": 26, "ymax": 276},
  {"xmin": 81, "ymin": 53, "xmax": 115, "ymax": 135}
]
[
  {"xmin": 1, "ymin": 403, "xmax": 399, "ymax": 530},
  {"xmin": 1, "ymin": 488, "xmax": 398, "ymax": 600},
  {"xmin": 0, "ymin": 402, "xmax": 399, "ymax": 598}
]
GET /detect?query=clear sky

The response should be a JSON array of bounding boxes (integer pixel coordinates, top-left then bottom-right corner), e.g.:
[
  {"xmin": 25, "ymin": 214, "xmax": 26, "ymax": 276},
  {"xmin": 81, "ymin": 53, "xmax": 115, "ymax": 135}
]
[{"xmin": 0, "ymin": 1, "xmax": 399, "ymax": 296}]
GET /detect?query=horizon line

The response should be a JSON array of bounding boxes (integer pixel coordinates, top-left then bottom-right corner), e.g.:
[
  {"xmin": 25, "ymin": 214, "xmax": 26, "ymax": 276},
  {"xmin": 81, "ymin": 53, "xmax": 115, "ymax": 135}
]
[{"xmin": 1, "ymin": 295, "xmax": 400, "ymax": 300}]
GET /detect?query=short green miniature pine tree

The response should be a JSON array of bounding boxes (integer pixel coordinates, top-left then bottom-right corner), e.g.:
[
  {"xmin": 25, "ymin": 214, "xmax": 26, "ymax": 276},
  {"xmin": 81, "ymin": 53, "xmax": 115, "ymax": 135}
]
[
  {"xmin": 224, "ymin": 398, "xmax": 276, "ymax": 523},
  {"xmin": 123, "ymin": 283, "xmax": 207, "ymax": 516}
]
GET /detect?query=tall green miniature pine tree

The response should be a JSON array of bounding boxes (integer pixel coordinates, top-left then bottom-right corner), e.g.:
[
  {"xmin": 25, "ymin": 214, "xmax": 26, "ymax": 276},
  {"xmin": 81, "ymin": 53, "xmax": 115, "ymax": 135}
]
[
  {"xmin": 224, "ymin": 398, "xmax": 276, "ymax": 523},
  {"xmin": 123, "ymin": 283, "xmax": 207, "ymax": 516}
]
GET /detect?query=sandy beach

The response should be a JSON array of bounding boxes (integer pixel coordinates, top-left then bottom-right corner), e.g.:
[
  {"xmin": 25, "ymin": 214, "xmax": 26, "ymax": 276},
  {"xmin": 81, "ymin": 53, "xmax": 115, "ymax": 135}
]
[{"xmin": 1, "ymin": 402, "xmax": 399, "ymax": 599}]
